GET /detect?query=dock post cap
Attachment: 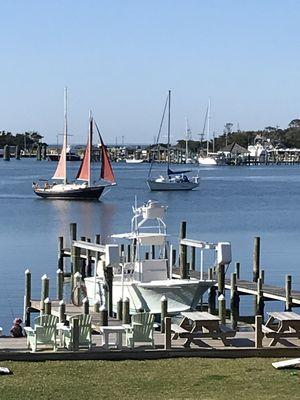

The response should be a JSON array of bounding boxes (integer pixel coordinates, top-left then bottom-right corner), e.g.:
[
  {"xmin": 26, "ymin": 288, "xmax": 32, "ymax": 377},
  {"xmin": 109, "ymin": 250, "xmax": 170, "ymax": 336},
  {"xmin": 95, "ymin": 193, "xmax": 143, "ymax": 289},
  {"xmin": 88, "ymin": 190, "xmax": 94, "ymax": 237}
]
[
  {"xmin": 100, "ymin": 305, "xmax": 107, "ymax": 311},
  {"xmin": 44, "ymin": 297, "xmax": 50, "ymax": 303},
  {"xmin": 74, "ymin": 272, "xmax": 82, "ymax": 278},
  {"xmin": 161, "ymin": 295, "xmax": 167, "ymax": 301},
  {"xmin": 56, "ymin": 268, "xmax": 63, "ymax": 274},
  {"xmin": 82, "ymin": 297, "xmax": 88, "ymax": 303},
  {"xmin": 218, "ymin": 294, "xmax": 225, "ymax": 301},
  {"xmin": 59, "ymin": 300, "xmax": 65, "ymax": 305},
  {"xmin": 41, "ymin": 274, "xmax": 48, "ymax": 280},
  {"xmin": 25, "ymin": 269, "xmax": 31, "ymax": 274}
]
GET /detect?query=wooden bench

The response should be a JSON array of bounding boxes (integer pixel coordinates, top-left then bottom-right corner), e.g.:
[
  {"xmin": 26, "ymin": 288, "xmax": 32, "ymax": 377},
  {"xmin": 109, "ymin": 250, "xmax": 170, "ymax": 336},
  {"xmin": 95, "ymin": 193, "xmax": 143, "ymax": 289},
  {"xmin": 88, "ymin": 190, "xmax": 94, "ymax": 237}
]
[{"xmin": 171, "ymin": 324, "xmax": 190, "ymax": 340}]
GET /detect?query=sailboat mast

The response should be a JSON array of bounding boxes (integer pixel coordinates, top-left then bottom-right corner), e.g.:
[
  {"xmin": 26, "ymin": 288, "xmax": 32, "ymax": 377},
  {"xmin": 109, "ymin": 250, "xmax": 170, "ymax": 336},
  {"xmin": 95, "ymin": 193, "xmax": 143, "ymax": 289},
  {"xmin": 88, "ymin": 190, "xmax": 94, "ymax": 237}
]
[
  {"xmin": 167, "ymin": 90, "xmax": 171, "ymax": 169},
  {"xmin": 63, "ymin": 87, "xmax": 68, "ymax": 185},
  {"xmin": 206, "ymin": 98, "xmax": 210, "ymax": 156},
  {"xmin": 185, "ymin": 117, "xmax": 189, "ymax": 161},
  {"xmin": 88, "ymin": 110, "xmax": 92, "ymax": 187}
]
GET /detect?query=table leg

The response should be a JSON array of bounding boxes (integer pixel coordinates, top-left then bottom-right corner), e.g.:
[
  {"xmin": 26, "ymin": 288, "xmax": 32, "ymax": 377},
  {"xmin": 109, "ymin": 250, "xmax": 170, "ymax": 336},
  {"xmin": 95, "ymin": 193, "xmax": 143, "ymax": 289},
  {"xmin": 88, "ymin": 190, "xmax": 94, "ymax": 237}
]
[
  {"xmin": 102, "ymin": 332, "xmax": 109, "ymax": 350},
  {"xmin": 269, "ymin": 323, "xmax": 285, "ymax": 347},
  {"xmin": 265, "ymin": 316, "xmax": 274, "ymax": 328}
]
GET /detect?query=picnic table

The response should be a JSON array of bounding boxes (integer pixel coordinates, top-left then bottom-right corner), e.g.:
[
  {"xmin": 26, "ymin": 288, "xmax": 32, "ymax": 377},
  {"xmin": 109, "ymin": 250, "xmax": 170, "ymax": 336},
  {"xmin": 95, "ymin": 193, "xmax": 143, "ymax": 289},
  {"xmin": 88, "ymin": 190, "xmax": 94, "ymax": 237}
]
[
  {"xmin": 263, "ymin": 311, "xmax": 300, "ymax": 346},
  {"xmin": 171, "ymin": 311, "xmax": 235, "ymax": 348}
]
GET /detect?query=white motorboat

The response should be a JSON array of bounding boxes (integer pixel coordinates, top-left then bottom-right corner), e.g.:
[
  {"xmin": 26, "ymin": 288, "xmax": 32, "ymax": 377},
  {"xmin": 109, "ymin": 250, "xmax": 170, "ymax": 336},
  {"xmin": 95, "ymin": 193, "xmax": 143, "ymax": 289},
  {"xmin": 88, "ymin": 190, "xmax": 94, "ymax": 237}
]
[
  {"xmin": 198, "ymin": 156, "xmax": 217, "ymax": 166},
  {"xmin": 85, "ymin": 200, "xmax": 213, "ymax": 315},
  {"xmin": 125, "ymin": 158, "xmax": 144, "ymax": 164}
]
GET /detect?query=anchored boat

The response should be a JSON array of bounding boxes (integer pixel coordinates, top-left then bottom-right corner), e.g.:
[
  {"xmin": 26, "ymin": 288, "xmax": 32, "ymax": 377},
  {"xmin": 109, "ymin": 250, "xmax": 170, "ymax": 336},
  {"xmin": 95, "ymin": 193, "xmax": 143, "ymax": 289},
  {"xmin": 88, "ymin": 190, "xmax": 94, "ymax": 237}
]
[
  {"xmin": 33, "ymin": 89, "xmax": 116, "ymax": 200},
  {"xmin": 85, "ymin": 200, "xmax": 214, "ymax": 315},
  {"xmin": 147, "ymin": 90, "xmax": 199, "ymax": 191}
]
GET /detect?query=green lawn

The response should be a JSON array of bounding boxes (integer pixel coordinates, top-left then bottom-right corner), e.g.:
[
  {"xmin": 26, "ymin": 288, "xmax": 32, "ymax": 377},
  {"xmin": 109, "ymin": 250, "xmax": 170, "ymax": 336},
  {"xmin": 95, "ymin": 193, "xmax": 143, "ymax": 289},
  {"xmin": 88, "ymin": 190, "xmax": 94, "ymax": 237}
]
[{"xmin": 0, "ymin": 358, "xmax": 299, "ymax": 400}]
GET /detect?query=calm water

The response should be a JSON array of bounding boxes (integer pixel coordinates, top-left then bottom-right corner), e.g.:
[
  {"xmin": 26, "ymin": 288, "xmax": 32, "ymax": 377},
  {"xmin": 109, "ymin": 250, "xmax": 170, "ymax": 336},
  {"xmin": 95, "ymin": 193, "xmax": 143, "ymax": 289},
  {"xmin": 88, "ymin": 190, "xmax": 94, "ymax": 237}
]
[{"xmin": 1, "ymin": 159, "xmax": 300, "ymax": 331}]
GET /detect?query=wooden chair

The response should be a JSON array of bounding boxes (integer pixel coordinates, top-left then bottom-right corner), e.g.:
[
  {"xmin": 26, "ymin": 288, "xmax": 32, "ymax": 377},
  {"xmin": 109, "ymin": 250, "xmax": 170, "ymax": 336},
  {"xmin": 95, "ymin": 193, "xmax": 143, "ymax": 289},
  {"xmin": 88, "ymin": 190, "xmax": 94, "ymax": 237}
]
[
  {"xmin": 63, "ymin": 314, "xmax": 92, "ymax": 350},
  {"xmin": 24, "ymin": 314, "xmax": 58, "ymax": 352},
  {"xmin": 124, "ymin": 312, "xmax": 155, "ymax": 349}
]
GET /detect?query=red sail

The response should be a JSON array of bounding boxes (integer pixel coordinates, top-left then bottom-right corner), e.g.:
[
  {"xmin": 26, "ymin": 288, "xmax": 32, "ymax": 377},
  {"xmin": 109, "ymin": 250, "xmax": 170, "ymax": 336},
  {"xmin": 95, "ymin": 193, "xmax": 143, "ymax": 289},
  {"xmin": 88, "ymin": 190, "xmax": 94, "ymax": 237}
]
[
  {"xmin": 100, "ymin": 134, "xmax": 116, "ymax": 183},
  {"xmin": 52, "ymin": 136, "xmax": 67, "ymax": 181},
  {"xmin": 76, "ymin": 120, "xmax": 91, "ymax": 182}
]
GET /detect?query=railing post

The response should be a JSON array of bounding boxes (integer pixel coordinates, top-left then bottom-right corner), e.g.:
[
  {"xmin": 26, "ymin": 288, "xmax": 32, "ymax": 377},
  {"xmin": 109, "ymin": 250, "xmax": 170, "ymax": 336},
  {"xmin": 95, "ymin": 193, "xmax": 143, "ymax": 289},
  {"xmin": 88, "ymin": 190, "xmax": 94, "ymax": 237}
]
[
  {"xmin": 161, "ymin": 295, "xmax": 168, "ymax": 333},
  {"xmin": 253, "ymin": 236, "xmax": 260, "ymax": 282},
  {"xmin": 285, "ymin": 275, "xmax": 292, "ymax": 311},
  {"xmin": 255, "ymin": 315, "xmax": 263, "ymax": 348},
  {"xmin": 24, "ymin": 269, "xmax": 31, "ymax": 327}
]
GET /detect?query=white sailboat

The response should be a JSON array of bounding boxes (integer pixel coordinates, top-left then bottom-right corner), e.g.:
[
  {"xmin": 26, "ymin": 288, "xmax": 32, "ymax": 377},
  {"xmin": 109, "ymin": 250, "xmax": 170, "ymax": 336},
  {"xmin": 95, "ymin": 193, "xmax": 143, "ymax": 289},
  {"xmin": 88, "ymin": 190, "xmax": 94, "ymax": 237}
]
[
  {"xmin": 198, "ymin": 99, "xmax": 217, "ymax": 166},
  {"xmin": 33, "ymin": 88, "xmax": 116, "ymax": 200},
  {"xmin": 147, "ymin": 90, "xmax": 199, "ymax": 191},
  {"xmin": 185, "ymin": 117, "xmax": 194, "ymax": 164},
  {"xmin": 85, "ymin": 200, "xmax": 213, "ymax": 314}
]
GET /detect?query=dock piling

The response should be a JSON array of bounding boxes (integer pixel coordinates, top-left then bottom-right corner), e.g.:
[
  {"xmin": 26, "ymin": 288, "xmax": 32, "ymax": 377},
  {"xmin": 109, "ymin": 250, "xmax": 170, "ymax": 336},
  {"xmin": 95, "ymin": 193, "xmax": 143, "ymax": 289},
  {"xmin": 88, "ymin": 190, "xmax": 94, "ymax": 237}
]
[
  {"xmin": 230, "ymin": 272, "xmax": 239, "ymax": 330},
  {"xmin": 218, "ymin": 294, "xmax": 226, "ymax": 325},
  {"xmin": 44, "ymin": 297, "xmax": 51, "ymax": 315},
  {"xmin": 99, "ymin": 305, "xmax": 108, "ymax": 326},
  {"xmin": 73, "ymin": 318, "xmax": 79, "ymax": 351},
  {"xmin": 160, "ymin": 295, "xmax": 168, "ymax": 333},
  {"xmin": 24, "ymin": 269, "xmax": 31, "ymax": 326},
  {"xmin": 235, "ymin": 262, "xmax": 240, "ymax": 279},
  {"xmin": 217, "ymin": 264, "xmax": 225, "ymax": 296},
  {"xmin": 117, "ymin": 298, "xmax": 123, "ymax": 321},
  {"xmin": 122, "ymin": 297, "xmax": 130, "ymax": 324},
  {"xmin": 179, "ymin": 221, "xmax": 188, "ymax": 279},
  {"xmin": 256, "ymin": 277, "xmax": 264, "ymax": 317},
  {"xmin": 56, "ymin": 269, "xmax": 63, "ymax": 300},
  {"xmin": 59, "ymin": 300, "xmax": 66, "ymax": 324},
  {"xmin": 94, "ymin": 300, "xmax": 100, "ymax": 313},
  {"xmin": 285, "ymin": 275, "xmax": 292, "ymax": 311},
  {"xmin": 253, "ymin": 236, "xmax": 260, "ymax": 282},
  {"xmin": 255, "ymin": 315, "xmax": 263, "ymax": 348},
  {"xmin": 83, "ymin": 297, "xmax": 89, "ymax": 315},
  {"xmin": 58, "ymin": 236, "xmax": 64, "ymax": 270},
  {"xmin": 164, "ymin": 317, "xmax": 172, "ymax": 350},
  {"xmin": 40, "ymin": 274, "xmax": 49, "ymax": 313}
]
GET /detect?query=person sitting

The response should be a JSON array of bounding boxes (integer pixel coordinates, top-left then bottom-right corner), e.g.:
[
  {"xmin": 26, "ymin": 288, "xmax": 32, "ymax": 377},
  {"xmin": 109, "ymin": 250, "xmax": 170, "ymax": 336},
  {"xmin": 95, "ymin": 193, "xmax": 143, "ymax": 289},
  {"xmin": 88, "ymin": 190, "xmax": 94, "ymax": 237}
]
[
  {"xmin": 10, "ymin": 318, "xmax": 23, "ymax": 338},
  {"xmin": 183, "ymin": 175, "xmax": 189, "ymax": 182}
]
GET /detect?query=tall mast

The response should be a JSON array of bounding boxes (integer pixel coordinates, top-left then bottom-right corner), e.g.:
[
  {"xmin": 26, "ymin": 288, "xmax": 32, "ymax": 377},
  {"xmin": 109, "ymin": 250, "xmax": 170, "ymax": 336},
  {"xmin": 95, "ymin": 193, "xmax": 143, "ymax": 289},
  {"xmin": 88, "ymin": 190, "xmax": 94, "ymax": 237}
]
[
  {"xmin": 185, "ymin": 117, "xmax": 189, "ymax": 161},
  {"xmin": 206, "ymin": 98, "xmax": 211, "ymax": 156},
  {"xmin": 167, "ymin": 89, "xmax": 171, "ymax": 169},
  {"xmin": 63, "ymin": 87, "xmax": 68, "ymax": 184},
  {"xmin": 88, "ymin": 110, "xmax": 92, "ymax": 187}
]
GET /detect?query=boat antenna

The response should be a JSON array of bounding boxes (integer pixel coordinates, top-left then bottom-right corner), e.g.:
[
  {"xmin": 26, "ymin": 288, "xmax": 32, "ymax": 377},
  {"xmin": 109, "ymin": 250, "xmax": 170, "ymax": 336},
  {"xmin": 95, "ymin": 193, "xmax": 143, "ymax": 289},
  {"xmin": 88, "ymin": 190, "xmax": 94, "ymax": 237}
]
[{"xmin": 147, "ymin": 92, "xmax": 169, "ymax": 178}]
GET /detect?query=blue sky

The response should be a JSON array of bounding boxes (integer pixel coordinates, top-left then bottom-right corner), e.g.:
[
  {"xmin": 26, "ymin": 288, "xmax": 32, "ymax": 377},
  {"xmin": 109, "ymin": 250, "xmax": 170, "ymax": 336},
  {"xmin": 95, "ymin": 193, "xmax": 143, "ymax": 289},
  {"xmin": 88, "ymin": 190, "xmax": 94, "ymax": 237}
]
[{"xmin": 1, "ymin": 0, "xmax": 300, "ymax": 144}]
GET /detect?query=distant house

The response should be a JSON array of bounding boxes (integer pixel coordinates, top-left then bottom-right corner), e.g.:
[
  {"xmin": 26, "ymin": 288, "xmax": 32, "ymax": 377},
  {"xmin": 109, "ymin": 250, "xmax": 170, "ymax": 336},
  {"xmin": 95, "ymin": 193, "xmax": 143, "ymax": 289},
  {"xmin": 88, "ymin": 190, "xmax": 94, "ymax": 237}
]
[{"xmin": 220, "ymin": 142, "xmax": 249, "ymax": 156}]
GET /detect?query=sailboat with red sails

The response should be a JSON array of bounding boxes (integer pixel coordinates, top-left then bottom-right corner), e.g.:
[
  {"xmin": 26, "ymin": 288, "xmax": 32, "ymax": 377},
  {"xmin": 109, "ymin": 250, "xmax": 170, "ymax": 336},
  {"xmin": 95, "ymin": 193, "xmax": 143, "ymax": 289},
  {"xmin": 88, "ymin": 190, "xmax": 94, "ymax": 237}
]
[{"xmin": 33, "ymin": 90, "xmax": 116, "ymax": 200}]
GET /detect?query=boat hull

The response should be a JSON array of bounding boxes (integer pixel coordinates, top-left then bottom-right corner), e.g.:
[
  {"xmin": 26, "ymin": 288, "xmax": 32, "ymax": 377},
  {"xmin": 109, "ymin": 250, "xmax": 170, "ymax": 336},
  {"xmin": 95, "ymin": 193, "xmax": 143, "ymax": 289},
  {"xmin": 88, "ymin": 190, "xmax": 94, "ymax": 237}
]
[
  {"xmin": 85, "ymin": 277, "xmax": 212, "ymax": 314},
  {"xmin": 47, "ymin": 154, "xmax": 81, "ymax": 161},
  {"xmin": 147, "ymin": 179, "xmax": 199, "ymax": 191},
  {"xmin": 33, "ymin": 185, "xmax": 106, "ymax": 200}
]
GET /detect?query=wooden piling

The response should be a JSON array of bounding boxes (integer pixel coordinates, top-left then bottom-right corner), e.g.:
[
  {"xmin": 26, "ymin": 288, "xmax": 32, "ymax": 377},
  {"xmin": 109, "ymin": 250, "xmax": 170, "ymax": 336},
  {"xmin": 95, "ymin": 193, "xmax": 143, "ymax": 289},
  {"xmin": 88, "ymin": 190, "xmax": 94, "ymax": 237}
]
[
  {"xmin": 256, "ymin": 277, "xmax": 264, "ymax": 317},
  {"xmin": 15, "ymin": 145, "xmax": 21, "ymax": 160},
  {"xmin": 285, "ymin": 275, "xmax": 292, "ymax": 311},
  {"xmin": 56, "ymin": 269, "xmax": 64, "ymax": 300},
  {"xmin": 24, "ymin": 269, "xmax": 31, "ymax": 326},
  {"xmin": 253, "ymin": 236, "xmax": 260, "ymax": 282},
  {"xmin": 179, "ymin": 221, "xmax": 188, "ymax": 279},
  {"xmin": 255, "ymin": 315, "xmax": 263, "ymax": 348},
  {"xmin": 99, "ymin": 305, "xmax": 108, "ymax": 326},
  {"xmin": 95, "ymin": 234, "xmax": 101, "ymax": 244},
  {"xmin": 145, "ymin": 252, "xmax": 149, "ymax": 260},
  {"xmin": 73, "ymin": 272, "xmax": 82, "ymax": 307},
  {"xmin": 191, "ymin": 247, "xmax": 196, "ymax": 271},
  {"xmin": 127, "ymin": 244, "xmax": 131, "ymax": 262},
  {"xmin": 235, "ymin": 262, "xmax": 240, "ymax": 279},
  {"xmin": 73, "ymin": 317, "xmax": 79, "ymax": 351},
  {"xmin": 83, "ymin": 297, "xmax": 89, "ymax": 315},
  {"xmin": 218, "ymin": 294, "xmax": 226, "ymax": 325},
  {"xmin": 59, "ymin": 300, "xmax": 66, "ymax": 324},
  {"xmin": 160, "ymin": 296, "xmax": 168, "ymax": 333},
  {"xmin": 122, "ymin": 297, "xmax": 130, "ymax": 324},
  {"xmin": 217, "ymin": 264, "xmax": 225, "ymax": 296},
  {"xmin": 151, "ymin": 245, "xmax": 155, "ymax": 259},
  {"xmin": 36, "ymin": 144, "xmax": 42, "ymax": 161},
  {"xmin": 117, "ymin": 298, "xmax": 123, "ymax": 321},
  {"xmin": 164, "ymin": 317, "xmax": 172, "ymax": 350},
  {"xmin": 40, "ymin": 274, "xmax": 49, "ymax": 313},
  {"xmin": 44, "ymin": 297, "xmax": 51, "ymax": 315},
  {"xmin": 3, "ymin": 145, "xmax": 10, "ymax": 161},
  {"xmin": 208, "ymin": 267, "xmax": 213, "ymax": 280},
  {"xmin": 259, "ymin": 269, "xmax": 265, "ymax": 284},
  {"xmin": 57, "ymin": 236, "xmax": 64, "ymax": 270},
  {"xmin": 172, "ymin": 249, "xmax": 176, "ymax": 266},
  {"xmin": 230, "ymin": 273, "xmax": 239, "ymax": 330},
  {"xmin": 104, "ymin": 266, "xmax": 113, "ymax": 317},
  {"xmin": 208, "ymin": 286, "xmax": 217, "ymax": 315}
]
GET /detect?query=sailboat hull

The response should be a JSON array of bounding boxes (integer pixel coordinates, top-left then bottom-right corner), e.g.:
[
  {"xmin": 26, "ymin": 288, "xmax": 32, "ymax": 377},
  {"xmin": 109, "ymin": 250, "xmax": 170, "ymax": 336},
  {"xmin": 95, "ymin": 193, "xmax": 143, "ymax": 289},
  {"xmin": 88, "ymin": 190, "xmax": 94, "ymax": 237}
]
[
  {"xmin": 147, "ymin": 179, "xmax": 199, "ymax": 191},
  {"xmin": 33, "ymin": 185, "xmax": 106, "ymax": 200}
]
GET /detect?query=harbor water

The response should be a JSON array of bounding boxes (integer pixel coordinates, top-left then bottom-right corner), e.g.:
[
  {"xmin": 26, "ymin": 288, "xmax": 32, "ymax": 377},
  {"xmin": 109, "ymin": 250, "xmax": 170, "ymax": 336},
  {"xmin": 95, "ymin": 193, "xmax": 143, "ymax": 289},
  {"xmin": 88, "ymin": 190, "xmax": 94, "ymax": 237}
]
[{"xmin": 0, "ymin": 159, "xmax": 300, "ymax": 331}]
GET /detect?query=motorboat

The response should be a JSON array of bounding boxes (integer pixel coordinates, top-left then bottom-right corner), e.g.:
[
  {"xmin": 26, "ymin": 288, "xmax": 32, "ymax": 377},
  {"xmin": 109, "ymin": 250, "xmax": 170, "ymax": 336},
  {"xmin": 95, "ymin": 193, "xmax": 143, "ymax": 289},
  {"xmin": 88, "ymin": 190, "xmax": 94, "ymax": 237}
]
[{"xmin": 85, "ymin": 200, "xmax": 214, "ymax": 314}]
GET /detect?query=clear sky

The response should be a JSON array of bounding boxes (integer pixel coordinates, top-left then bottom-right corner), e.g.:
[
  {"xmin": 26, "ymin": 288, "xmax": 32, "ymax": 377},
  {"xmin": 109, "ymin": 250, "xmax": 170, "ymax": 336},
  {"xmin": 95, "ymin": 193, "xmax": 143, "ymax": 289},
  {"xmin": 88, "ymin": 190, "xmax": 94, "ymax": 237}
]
[{"xmin": 1, "ymin": 0, "xmax": 300, "ymax": 144}]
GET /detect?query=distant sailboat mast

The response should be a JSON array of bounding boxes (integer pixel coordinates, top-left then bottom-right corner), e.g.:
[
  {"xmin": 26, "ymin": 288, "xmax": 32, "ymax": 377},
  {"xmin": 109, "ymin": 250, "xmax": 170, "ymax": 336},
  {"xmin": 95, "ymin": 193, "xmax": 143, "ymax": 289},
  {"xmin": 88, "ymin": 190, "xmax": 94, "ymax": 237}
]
[
  {"xmin": 52, "ymin": 87, "xmax": 68, "ymax": 184},
  {"xmin": 167, "ymin": 89, "xmax": 171, "ymax": 169},
  {"xmin": 206, "ymin": 98, "xmax": 211, "ymax": 156},
  {"xmin": 185, "ymin": 117, "xmax": 190, "ymax": 161}
]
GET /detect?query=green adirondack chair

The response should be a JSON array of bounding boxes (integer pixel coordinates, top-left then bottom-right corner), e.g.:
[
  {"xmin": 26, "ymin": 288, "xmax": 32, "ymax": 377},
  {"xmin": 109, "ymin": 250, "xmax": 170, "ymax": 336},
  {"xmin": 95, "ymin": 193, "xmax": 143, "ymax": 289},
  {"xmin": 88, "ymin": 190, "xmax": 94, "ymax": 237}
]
[
  {"xmin": 124, "ymin": 312, "xmax": 155, "ymax": 349},
  {"xmin": 24, "ymin": 314, "xmax": 58, "ymax": 352},
  {"xmin": 63, "ymin": 314, "xmax": 92, "ymax": 350}
]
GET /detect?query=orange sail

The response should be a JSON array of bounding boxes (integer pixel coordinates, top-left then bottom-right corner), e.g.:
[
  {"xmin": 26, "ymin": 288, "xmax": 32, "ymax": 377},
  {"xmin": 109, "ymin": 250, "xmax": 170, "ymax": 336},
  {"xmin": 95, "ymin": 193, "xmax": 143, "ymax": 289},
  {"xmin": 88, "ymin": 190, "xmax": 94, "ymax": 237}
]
[
  {"xmin": 52, "ymin": 135, "xmax": 67, "ymax": 181},
  {"xmin": 96, "ymin": 123, "xmax": 116, "ymax": 184},
  {"xmin": 76, "ymin": 117, "xmax": 92, "ymax": 183}
]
